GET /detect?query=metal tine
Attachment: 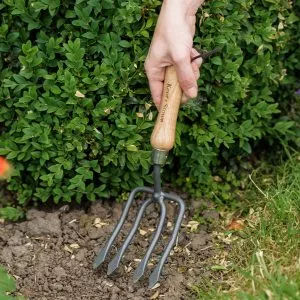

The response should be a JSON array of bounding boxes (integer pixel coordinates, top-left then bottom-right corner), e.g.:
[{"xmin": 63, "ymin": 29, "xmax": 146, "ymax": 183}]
[
  {"xmin": 148, "ymin": 193, "xmax": 185, "ymax": 289},
  {"xmin": 133, "ymin": 195, "xmax": 167, "ymax": 283},
  {"xmin": 191, "ymin": 47, "xmax": 221, "ymax": 61},
  {"xmin": 93, "ymin": 186, "xmax": 153, "ymax": 269},
  {"xmin": 108, "ymin": 197, "xmax": 153, "ymax": 275}
]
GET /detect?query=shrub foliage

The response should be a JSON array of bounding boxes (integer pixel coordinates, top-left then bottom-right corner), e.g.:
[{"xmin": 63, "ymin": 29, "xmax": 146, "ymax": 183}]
[{"xmin": 0, "ymin": 0, "xmax": 299, "ymax": 205}]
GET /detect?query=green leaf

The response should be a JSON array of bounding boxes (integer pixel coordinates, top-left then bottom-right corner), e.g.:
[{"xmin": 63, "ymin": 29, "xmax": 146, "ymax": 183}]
[
  {"xmin": 50, "ymin": 85, "xmax": 61, "ymax": 95},
  {"xmin": 6, "ymin": 152, "xmax": 18, "ymax": 159},
  {"xmin": 82, "ymin": 32, "xmax": 97, "ymax": 39},
  {"xmin": 119, "ymin": 40, "xmax": 131, "ymax": 48},
  {"xmin": 140, "ymin": 31, "xmax": 149, "ymax": 38},
  {"xmin": 273, "ymin": 121, "xmax": 295, "ymax": 135},
  {"xmin": 0, "ymin": 266, "xmax": 16, "ymax": 293},
  {"xmin": 242, "ymin": 141, "xmax": 252, "ymax": 154},
  {"xmin": 210, "ymin": 265, "xmax": 227, "ymax": 271},
  {"xmin": 0, "ymin": 207, "xmax": 24, "ymax": 221},
  {"xmin": 126, "ymin": 145, "xmax": 138, "ymax": 152},
  {"xmin": 48, "ymin": 164, "xmax": 62, "ymax": 173},
  {"xmin": 211, "ymin": 56, "xmax": 222, "ymax": 65},
  {"xmin": 0, "ymin": 43, "xmax": 9, "ymax": 52}
]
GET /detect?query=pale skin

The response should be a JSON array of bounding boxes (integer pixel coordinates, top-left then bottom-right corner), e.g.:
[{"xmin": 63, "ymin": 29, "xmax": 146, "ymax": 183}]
[{"xmin": 145, "ymin": 0, "xmax": 205, "ymax": 108}]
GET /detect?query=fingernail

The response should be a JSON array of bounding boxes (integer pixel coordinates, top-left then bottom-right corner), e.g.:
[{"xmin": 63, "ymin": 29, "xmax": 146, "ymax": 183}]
[{"xmin": 187, "ymin": 87, "xmax": 197, "ymax": 98}]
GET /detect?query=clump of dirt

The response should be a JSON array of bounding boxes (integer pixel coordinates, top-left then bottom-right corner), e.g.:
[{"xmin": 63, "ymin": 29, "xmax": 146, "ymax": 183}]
[{"xmin": 0, "ymin": 198, "xmax": 218, "ymax": 300}]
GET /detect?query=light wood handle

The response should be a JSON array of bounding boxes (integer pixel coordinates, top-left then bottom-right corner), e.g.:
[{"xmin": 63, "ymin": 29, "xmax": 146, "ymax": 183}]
[{"xmin": 150, "ymin": 66, "xmax": 182, "ymax": 151}]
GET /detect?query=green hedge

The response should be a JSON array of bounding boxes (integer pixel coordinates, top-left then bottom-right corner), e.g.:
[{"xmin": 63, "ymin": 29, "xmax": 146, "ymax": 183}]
[{"xmin": 0, "ymin": 0, "xmax": 299, "ymax": 206}]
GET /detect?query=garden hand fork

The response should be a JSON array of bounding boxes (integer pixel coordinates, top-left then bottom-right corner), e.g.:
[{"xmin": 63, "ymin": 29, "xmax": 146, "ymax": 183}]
[{"xmin": 93, "ymin": 66, "xmax": 185, "ymax": 288}]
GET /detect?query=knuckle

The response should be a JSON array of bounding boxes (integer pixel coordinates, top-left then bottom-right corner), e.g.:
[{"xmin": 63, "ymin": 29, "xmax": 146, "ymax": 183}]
[
  {"xmin": 172, "ymin": 52, "xmax": 188, "ymax": 64},
  {"xmin": 180, "ymin": 78, "xmax": 194, "ymax": 90}
]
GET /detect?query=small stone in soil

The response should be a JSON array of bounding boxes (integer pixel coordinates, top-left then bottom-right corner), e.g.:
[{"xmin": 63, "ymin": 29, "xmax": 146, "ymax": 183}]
[
  {"xmin": 202, "ymin": 209, "xmax": 219, "ymax": 220},
  {"xmin": 26, "ymin": 209, "xmax": 46, "ymax": 220},
  {"xmin": 11, "ymin": 245, "xmax": 29, "ymax": 258},
  {"xmin": 89, "ymin": 201, "xmax": 108, "ymax": 218},
  {"xmin": 190, "ymin": 231, "xmax": 210, "ymax": 249},
  {"xmin": 53, "ymin": 266, "xmax": 66, "ymax": 280},
  {"xmin": 26, "ymin": 212, "xmax": 62, "ymax": 237},
  {"xmin": 76, "ymin": 248, "xmax": 87, "ymax": 261},
  {"xmin": 0, "ymin": 247, "xmax": 13, "ymax": 264},
  {"xmin": 51, "ymin": 283, "xmax": 64, "ymax": 291},
  {"xmin": 7, "ymin": 230, "xmax": 24, "ymax": 246}
]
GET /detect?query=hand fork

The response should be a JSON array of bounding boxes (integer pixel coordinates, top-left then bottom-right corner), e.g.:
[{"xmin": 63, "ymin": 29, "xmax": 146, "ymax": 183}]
[{"xmin": 93, "ymin": 66, "xmax": 186, "ymax": 288}]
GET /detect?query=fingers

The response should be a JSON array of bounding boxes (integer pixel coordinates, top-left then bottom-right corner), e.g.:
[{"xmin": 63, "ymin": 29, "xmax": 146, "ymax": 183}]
[
  {"xmin": 145, "ymin": 60, "xmax": 166, "ymax": 109},
  {"xmin": 181, "ymin": 49, "xmax": 203, "ymax": 103},
  {"xmin": 191, "ymin": 47, "xmax": 203, "ymax": 74},
  {"xmin": 173, "ymin": 53, "xmax": 198, "ymax": 99},
  {"xmin": 149, "ymin": 80, "xmax": 164, "ymax": 109},
  {"xmin": 145, "ymin": 48, "xmax": 203, "ymax": 107},
  {"xmin": 180, "ymin": 62, "xmax": 200, "ymax": 103},
  {"xmin": 191, "ymin": 56, "xmax": 202, "ymax": 82}
]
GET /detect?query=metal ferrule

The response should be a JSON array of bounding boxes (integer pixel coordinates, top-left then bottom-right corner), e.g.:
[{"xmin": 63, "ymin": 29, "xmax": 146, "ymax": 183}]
[{"xmin": 152, "ymin": 149, "xmax": 168, "ymax": 165}]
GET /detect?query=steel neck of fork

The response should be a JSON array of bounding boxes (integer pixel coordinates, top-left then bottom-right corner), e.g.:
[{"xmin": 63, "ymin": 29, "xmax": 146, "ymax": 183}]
[
  {"xmin": 152, "ymin": 149, "xmax": 168, "ymax": 202},
  {"xmin": 153, "ymin": 164, "xmax": 162, "ymax": 201}
]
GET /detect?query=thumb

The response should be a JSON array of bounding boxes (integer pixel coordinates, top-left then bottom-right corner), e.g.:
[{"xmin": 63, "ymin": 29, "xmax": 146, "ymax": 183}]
[{"xmin": 173, "ymin": 55, "xmax": 198, "ymax": 98}]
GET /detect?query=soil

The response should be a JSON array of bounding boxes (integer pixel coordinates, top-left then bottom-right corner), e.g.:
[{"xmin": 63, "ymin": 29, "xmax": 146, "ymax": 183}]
[{"xmin": 0, "ymin": 196, "xmax": 219, "ymax": 300}]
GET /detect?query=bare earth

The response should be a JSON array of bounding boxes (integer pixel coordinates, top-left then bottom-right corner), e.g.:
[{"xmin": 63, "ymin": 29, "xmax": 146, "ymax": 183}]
[{"xmin": 0, "ymin": 197, "xmax": 218, "ymax": 299}]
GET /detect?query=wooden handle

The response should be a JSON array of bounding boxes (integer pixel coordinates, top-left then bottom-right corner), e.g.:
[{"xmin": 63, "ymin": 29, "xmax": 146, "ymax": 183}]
[{"xmin": 150, "ymin": 66, "xmax": 182, "ymax": 151}]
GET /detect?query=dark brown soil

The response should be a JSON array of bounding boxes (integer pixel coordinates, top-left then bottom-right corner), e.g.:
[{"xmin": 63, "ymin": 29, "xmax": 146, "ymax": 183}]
[{"xmin": 0, "ymin": 197, "xmax": 219, "ymax": 300}]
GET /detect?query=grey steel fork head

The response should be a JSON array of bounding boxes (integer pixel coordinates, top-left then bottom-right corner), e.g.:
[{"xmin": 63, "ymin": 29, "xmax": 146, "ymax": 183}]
[{"xmin": 93, "ymin": 186, "xmax": 185, "ymax": 289}]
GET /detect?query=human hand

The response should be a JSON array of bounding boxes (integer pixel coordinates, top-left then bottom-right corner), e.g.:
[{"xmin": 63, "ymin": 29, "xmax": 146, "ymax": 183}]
[{"xmin": 145, "ymin": 0, "xmax": 205, "ymax": 108}]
